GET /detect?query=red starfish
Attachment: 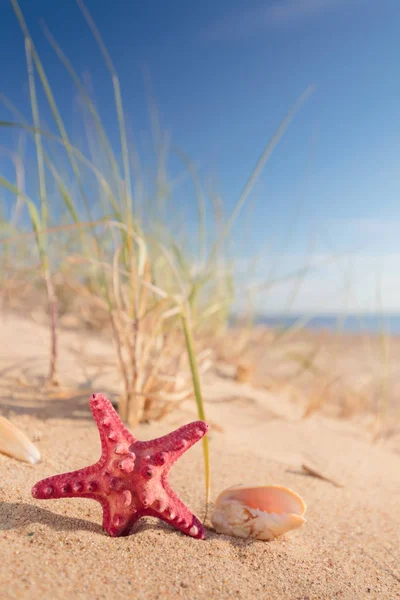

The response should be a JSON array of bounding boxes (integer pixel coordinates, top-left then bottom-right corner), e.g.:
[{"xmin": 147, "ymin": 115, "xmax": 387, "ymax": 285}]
[{"xmin": 32, "ymin": 393, "xmax": 209, "ymax": 539}]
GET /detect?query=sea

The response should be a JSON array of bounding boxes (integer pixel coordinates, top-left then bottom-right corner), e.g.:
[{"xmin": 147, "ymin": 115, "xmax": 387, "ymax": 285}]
[{"xmin": 248, "ymin": 314, "xmax": 400, "ymax": 335}]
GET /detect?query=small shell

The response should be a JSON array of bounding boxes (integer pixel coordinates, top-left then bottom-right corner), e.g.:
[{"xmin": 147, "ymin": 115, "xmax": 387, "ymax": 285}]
[
  {"xmin": 211, "ymin": 484, "xmax": 306, "ymax": 540},
  {"xmin": 0, "ymin": 415, "xmax": 41, "ymax": 464}
]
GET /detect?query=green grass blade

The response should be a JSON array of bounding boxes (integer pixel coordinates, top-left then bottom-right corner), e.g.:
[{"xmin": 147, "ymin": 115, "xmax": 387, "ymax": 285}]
[
  {"xmin": 40, "ymin": 20, "xmax": 123, "ymax": 197},
  {"xmin": 0, "ymin": 175, "xmax": 45, "ymax": 263},
  {"xmin": 25, "ymin": 38, "xmax": 47, "ymax": 230},
  {"xmin": 181, "ymin": 308, "xmax": 211, "ymax": 515},
  {"xmin": 11, "ymin": 0, "xmax": 93, "ymax": 223},
  {"xmin": 77, "ymin": 0, "xmax": 133, "ymax": 223}
]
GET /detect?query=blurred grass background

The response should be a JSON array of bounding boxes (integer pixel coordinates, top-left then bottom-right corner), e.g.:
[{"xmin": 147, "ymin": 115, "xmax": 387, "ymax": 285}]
[{"xmin": 1, "ymin": 0, "xmax": 399, "ymax": 494}]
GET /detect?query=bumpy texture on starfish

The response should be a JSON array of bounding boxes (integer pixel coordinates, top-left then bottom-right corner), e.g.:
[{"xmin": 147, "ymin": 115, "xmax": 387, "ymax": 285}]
[{"xmin": 32, "ymin": 393, "xmax": 209, "ymax": 539}]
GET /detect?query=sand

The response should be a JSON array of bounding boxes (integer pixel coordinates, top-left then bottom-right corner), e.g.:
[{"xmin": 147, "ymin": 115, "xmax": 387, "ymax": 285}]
[{"xmin": 1, "ymin": 313, "xmax": 400, "ymax": 600}]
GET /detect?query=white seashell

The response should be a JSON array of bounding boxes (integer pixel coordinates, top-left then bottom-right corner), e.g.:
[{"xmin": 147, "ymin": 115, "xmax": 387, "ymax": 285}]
[
  {"xmin": 0, "ymin": 415, "xmax": 41, "ymax": 464},
  {"xmin": 211, "ymin": 484, "xmax": 306, "ymax": 540}
]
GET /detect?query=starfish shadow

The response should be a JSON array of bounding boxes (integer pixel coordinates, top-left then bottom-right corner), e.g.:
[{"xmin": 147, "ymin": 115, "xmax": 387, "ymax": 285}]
[
  {"xmin": 134, "ymin": 518, "xmax": 264, "ymax": 548},
  {"xmin": 132, "ymin": 517, "xmax": 211, "ymax": 539},
  {"xmin": 0, "ymin": 501, "xmax": 273, "ymax": 549},
  {"xmin": 0, "ymin": 503, "xmax": 200, "ymax": 540},
  {"xmin": 0, "ymin": 501, "xmax": 104, "ymax": 535}
]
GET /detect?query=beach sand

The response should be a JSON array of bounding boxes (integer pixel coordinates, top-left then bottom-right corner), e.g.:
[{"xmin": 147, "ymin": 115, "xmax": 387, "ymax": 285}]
[{"xmin": 1, "ymin": 314, "xmax": 399, "ymax": 599}]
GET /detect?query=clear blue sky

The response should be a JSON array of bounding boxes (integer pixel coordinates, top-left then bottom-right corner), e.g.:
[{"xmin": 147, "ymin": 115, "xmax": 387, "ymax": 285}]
[{"xmin": 1, "ymin": 0, "xmax": 400, "ymax": 312}]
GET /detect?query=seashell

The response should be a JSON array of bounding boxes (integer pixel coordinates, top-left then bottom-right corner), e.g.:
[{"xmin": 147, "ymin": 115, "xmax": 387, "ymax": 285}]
[
  {"xmin": 0, "ymin": 415, "xmax": 41, "ymax": 464},
  {"xmin": 211, "ymin": 484, "xmax": 306, "ymax": 540}
]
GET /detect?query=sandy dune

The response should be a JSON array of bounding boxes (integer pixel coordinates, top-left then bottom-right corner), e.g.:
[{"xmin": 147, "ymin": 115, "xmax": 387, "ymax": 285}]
[{"xmin": 1, "ymin": 314, "xmax": 399, "ymax": 599}]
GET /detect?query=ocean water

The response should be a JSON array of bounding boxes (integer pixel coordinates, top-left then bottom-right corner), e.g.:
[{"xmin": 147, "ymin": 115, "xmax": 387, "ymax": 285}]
[{"xmin": 252, "ymin": 314, "xmax": 400, "ymax": 335}]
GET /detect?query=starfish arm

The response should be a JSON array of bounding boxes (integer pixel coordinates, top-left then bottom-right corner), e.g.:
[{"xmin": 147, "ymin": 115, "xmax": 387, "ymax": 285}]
[
  {"xmin": 101, "ymin": 499, "xmax": 140, "ymax": 537},
  {"xmin": 31, "ymin": 464, "xmax": 101, "ymax": 500},
  {"xmin": 138, "ymin": 421, "xmax": 208, "ymax": 468},
  {"xmin": 146, "ymin": 481, "xmax": 205, "ymax": 539},
  {"xmin": 90, "ymin": 393, "xmax": 136, "ymax": 465},
  {"xmin": 32, "ymin": 464, "xmax": 141, "ymax": 537}
]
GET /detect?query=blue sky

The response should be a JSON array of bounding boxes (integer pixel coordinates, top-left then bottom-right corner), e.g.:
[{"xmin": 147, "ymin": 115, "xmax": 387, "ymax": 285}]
[{"xmin": 1, "ymin": 0, "xmax": 400, "ymax": 312}]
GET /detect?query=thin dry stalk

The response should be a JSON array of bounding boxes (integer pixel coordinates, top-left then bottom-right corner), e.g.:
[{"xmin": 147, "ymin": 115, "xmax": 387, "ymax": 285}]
[
  {"xmin": 105, "ymin": 248, "xmax": 208, "ymax": 426},
  {"xmin": 43, "ymin": 267, "xmax": 59, "ymax": 385}
]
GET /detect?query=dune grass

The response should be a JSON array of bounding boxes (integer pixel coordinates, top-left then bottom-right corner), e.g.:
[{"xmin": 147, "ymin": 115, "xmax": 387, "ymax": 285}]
[
  {"xmin": 0, "ymin": 0, "xmax": 318, "ymax": 509},
  {"xmin": 1, "ymin": 26, "xmax": 397, "ymax": 511},
  {"xmin": 0, "ymin": 1, "xmax": 396, "ymax": 506}
]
